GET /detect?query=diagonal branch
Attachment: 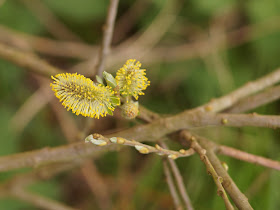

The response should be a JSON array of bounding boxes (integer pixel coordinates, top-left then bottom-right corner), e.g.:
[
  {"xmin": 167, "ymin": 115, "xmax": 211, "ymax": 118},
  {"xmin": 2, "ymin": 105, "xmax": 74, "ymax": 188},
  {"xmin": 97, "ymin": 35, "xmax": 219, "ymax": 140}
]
[
  {"xmin": 182, "ymin": 132, "xmax": 234, "ymax": 210},
  {"xmin": 225, "ymin": 85, "xmax": 280, "ymax": 113},
  {"xmin": 181, "ymin": 131, "xmax": 253, "ymax": 210}
]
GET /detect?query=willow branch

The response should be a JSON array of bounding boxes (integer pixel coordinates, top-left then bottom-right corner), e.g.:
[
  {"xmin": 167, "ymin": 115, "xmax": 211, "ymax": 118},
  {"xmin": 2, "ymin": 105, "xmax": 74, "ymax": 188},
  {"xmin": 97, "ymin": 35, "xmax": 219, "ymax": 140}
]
[
  {"xmin": 182, "ymin": 133, "xmax": 234, "ymax": 210},
  {"xmin": 188, "ymin": 112, "xmax": 280, "ymax": 129},
  {"xmin": 190, "ymin": 67, "xmax": 280, "ymax": 113},
  {"xmin": 217, "ymin": 145, "xmax": 280, "ymax": 170},
  {"xmin": 96, "ymin": 0, "xmax": 119, "ymax": 76},
  {"xmin": 163, "ymin": 160, "xmax": 182, "ymax": 210},
  {"xmin": 139, "ymin": 106, "xmax": 280, "ymax": 170},
  {"xmin": 161, "ymin": 143, "xmax": 193, "ymax": 210},
  {"xmin": 111, "ymin": 111, "xmax": 280, "ymax": 142},
  {"xmin": 181, "ymin": 131, "xmax": 253, "ymax": 210},
  {"xmin": 225, "ymin": 85, "xmax": 280, "ymax": 113},
  {"xmin": 86, "ymin": 134, "xmax": 195, "ymax": 159},
  {"xmin": 0, "ymin": 142, "xmax": 117, "ymax": 172}
]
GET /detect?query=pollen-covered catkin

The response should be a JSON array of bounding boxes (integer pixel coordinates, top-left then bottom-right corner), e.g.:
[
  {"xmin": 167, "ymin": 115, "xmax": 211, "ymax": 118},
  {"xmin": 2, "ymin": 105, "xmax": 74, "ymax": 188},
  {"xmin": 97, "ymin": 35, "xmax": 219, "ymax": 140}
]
[
  {"xmin": 50, "ymin": 73, "xmax": 119, "ymax": 119},
  {"xmin": 115, "ymin": 59, "xmax": 150, "ymax": 100}
]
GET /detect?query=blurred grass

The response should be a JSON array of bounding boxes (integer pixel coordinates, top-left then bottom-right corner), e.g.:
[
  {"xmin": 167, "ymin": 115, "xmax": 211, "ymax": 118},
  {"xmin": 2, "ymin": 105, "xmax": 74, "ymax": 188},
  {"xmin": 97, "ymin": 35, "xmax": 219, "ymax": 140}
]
[{"xmin": 0, "ymin": 0, "xmax": 280, "ymax": 209}]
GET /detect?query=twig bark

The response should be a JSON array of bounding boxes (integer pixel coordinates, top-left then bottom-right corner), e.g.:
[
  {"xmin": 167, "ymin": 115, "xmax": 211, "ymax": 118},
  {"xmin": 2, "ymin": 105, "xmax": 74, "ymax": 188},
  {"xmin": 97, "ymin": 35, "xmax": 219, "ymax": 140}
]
[
  {"xmin": 160, "ymin": 142, "xmax": 193, "ymax": 210},
  {"xmin": 87, "ymin": 134, "xmax": 195, "ymax": 159},
  {"xmin": 226, "ymin": 85, "xmax": 280, "ymax": 113},
  {"xmin": 0, "ymin": 142, "xmax": 117, "ymax": 172},
  {"xmin": 217, "ymin": 145, "xmax": 280, "ymax": 170},
  {"xmin": 96, "ymin": 0, "xmax": 119, "ymax": 76},
  {"xmin": 182, "ymin": 132, "xmax": 234, "ymax": 210},
  {"xmin": 182, "ymin": 131, "xmax": 253, "ymax": 210},
  {"xmin": 163, "ymin": 160, "xmax": 182, "ymax": 210},
  {"xmin": 191, "ymin": 67, "xmax": 280, "ymax": 113}
]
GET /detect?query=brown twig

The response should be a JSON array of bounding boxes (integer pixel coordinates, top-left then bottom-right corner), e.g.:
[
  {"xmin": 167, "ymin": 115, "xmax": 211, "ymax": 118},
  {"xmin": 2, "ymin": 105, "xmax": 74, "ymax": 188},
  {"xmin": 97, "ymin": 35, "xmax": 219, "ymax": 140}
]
[
  {"xmin": 182, "ymin": 133, "xmax": 234, "ymax": 210},
  {"xmin": 139, "ymin": 105, "xmax": 280, "ymax": 171},
  {"xmin": 160, "ymin": 142, "xmax": 194, "ymax": 210},
  {"xmin": 0, "ymin": 141, "xmax": 117, "ymax": 172},
  {"xmin": 86, "ymin": 134, "xmax": 195, "ymax": 159},
  {"xmin": 226, "ymin": 85, "xmax": 280, "ymax": 113},
  {"xmin": 96, "ymin": 0, "xmax": 119, "ymax": 76},
  {"xmin": 217, "ymin": 145, "xmax": 280, "ymax": 171},
  {"xmin": 182, "ymin": 131, "xmax": 253, "ymax": 210},
  {"xmin": 162, "ymin": 160, "xmax": 182, "ymax": 210}
]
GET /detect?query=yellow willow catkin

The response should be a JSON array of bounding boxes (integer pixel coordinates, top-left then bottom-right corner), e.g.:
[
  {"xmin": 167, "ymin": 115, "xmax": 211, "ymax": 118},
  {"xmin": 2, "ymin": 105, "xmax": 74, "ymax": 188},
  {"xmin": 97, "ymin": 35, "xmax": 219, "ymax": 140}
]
[
  {"xmin": 50, "ymin": 73, "xmax": 118, "ymax": 119},
  {"xmin": 115, "ymin": 59, "xmax": 150, "ymax": 100}
]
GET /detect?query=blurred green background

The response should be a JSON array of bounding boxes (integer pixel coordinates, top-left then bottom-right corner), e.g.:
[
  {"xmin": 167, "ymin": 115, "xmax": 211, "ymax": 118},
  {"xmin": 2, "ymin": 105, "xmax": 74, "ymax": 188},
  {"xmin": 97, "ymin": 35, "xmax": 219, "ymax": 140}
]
[{"xmin": 0, "ymin": 0, "xmax": 280, "ymax": 209}]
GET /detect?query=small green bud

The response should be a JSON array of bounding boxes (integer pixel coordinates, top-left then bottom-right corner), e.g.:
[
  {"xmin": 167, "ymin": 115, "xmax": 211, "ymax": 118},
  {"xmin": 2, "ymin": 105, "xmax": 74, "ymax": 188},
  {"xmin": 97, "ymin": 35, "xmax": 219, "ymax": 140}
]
[
  {"xmin": 96, "ymin": 75, "xmax": 104, "ymax": 85},
  {"xmin": 103, "ymin": 71, "xmax": 117, "ymax": 88}
]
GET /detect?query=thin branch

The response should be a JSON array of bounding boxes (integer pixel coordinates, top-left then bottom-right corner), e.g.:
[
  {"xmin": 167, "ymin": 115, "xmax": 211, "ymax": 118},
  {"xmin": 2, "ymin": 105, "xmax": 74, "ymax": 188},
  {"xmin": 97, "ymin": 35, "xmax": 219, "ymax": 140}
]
[
  {"xmin": 96, "ymin": 0, "xmax": 119, "ymax": 76},
  {"xmin": 186, "ymin": 112, "xmax": 280, "ymax": 129},
  {"xmin": 111, "ymin": 112, "xmax": 280, "ymax": 143},
  {"xmin": 0, "ymin": 141, "xmax": 117, "ymax": 172},
  {"xmin": 139, "ymin": 105, "xmax": 280, "ymax": 171},
  {"xmin": 182, "ymin": 132, "xmax": 234, "ymax": 210},
  {"xmin": 163, "ymin": 160, "xmax": 182, "ymax": 210},
  {"xmin": 87, "ymin": 134, "xmax": 195, "ymax": 159},
  {"xmin": 191, "ymin": 67, "xmax": 280, "ymax": 113},
  {"xmin": 217, "ymin": 145, "xmax": 280, "ymax": 171},
  {"xmin": 161, "ymin": 142, "xmax": 194, "ymax": 210},
  {"xmin": 226, "ymin": 85, "xmax": 280, "ymax": 113},
  {"xmin": 181, "ymin": 131, "xmax": 253, "ymax": 210}
]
